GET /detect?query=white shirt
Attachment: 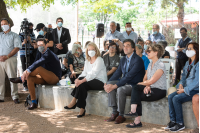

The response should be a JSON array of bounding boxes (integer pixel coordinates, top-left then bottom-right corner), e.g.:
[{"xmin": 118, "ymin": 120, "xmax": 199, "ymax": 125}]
[
  {"xmin": 57, "ymin": 27, "xmax": 62, "ymax": 43},
  {"xmin": 79, "ymin": 57, "xmax": 107, "ymax": 83},
  {"xmin": 122, "ymin": 31, "xmax": 138, "ymax": 43}
]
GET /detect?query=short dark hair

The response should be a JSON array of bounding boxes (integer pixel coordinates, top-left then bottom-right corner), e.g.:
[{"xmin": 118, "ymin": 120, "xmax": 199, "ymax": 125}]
[
  {"xmin": 180, "ymin": 27, "xmax": 187, "ymax": 32},
  {"xmin": 56, "ymin": 17, "xmax": 63, "ymax": 22},
  {"xmin": 109, "ymin": 42, "xmax": 120, "ymax": 55},
  {"xmin": 85, "ymin": 41, "xmax": 91, "ymax": 48},
  {"xmin": 158, "ymin": 40, "xmax": 168, "ymax": 49},
  {"xmin": 36, "ymin": 38, "xmax": 47, "ymax": 45},
  {"xmin": 126, "ymin": 22, "xmax": 131, "ymax": 25},
  {"xmin": 137, "ymin": 38, "xmax": 144, "ymax": 44},
  {"xmin": 123, "ymin": 39, "xmax": 135, "ymax": 49},
  {"xmin": 0, "ymin": 18, "xmax": 10, "ymax": 24},
  {"xmin": 28, "ymin": 22, "xmax": 33, "ymax": 27}
]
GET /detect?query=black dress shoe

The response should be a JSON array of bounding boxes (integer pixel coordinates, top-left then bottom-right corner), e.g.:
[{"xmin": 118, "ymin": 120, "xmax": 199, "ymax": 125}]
[
  {"xmin": 28, "ymin": 103, "xmax": 38, "ymax": 110},
  {"xmin": 14, "ymin": 99, "xmax": 20, "ymax": 104},
  {"xmin": 64, "ymin": 104, "xmax": 76, "ymax": 109},
  {"xmin": 0, "ymin": 100, "xmax": 4, "ymax": 102},
  {"xmin": 9, "ymin": 77, "xmax": 22, "ymax": 83},
  {"xmin": 77, "ymin": 110, "xmax": 86, "ymax": 118}
]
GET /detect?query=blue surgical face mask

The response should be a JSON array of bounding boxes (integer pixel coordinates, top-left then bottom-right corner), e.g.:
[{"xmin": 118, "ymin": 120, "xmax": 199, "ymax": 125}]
[
  {"xmin": 38, "ymin": 30, "xmax": 44, "ymax": 35},
  {"xmin": 57, "ymin": 22, "xmax": 63, "ymax": 27},
  {"xmin": 144, "ymin": 45, "xmax": 148, "ymax": 50},
  {"xmin": 153, "ymin": 31, "xmax": 157, "ymax": 35}
]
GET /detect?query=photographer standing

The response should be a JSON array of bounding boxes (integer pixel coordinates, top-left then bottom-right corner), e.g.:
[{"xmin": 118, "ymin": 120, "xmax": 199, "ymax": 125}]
[
  {"xmin": 19, "ymin": 22, "xmax": 36, "ymax": 91},
  {"xmin": 0, "ymin": 18, "xmax": 22, "ymax": 103},
  {"xmin": 35, "ymin": 23, "xmax": 54, "ymax": 52},
  {"xmin": 52, "ymin": 17, "xmax": 71, "ymax": 55}
]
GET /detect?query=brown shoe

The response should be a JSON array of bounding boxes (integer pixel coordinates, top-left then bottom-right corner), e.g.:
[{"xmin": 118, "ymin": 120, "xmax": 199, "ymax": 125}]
[
  {"xmin": 106, "ymin": 112, "xmax": 119, "ymax": 122},
  {"xmin": 115, "ymin": 116, "xmax": 126, "ymax": 124},
  {"xmin": 14, "ymin": 99, "xmax": 20, "ymax": 104},
  {"xmin": 28, "ymin": 103, "xmax": 37, "ymax": 110}
]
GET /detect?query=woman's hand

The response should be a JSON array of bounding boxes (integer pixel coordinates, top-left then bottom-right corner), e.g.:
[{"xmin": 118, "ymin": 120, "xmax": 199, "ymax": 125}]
[
  {"xmin": 70, "ymin": 72, "xmax": 76, "ymax": 78},
  {"xmin": 143, "ymin": 86, "xmax": 151, "ymax": 94},
  {"xmin": 75, "ymin": 79, "xmax": 83, "ymax": 87},
  {"xmin": 177, "ymin": 88, "xmax": 184, "ymax": 94}
]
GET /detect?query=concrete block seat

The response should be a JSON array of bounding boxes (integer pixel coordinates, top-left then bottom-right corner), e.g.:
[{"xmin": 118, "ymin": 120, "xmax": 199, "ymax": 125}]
[{"xmin": 36, "ymin": 85, "xmax": 197, "ymax": 129}]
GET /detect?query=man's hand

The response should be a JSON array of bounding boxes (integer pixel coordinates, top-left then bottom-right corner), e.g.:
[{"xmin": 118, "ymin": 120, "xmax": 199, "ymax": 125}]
[
  {"xmin": 143, "ymin": 86, "xmax": 151, "ymax": 94},
  {"xmin": 56, "ymin": 43, "xmax": 63, "ymax": 50},
  {"xmin": 0, "ymin": 56, "xmax": 9, "ymax": 62},
  {"xmin": 112, "ymin": 39, "xmax": 119, "ymax": 43},
  {"xmin": 21, "ymin": 70, "xmax": 31, "ymax": 83},
  {"xmin": 75, "ymin": 79, "xmax": 83, "ymax": 87},
  {"xmin": 104, "ymin": 83, "xmax": 117, "ymax": 93},
  {"xmin": 177, "ymin": 88, "xmax": 184, "ymax": 94},
  {"xmin": 70, "ymin": 72, "xmax": 76, "ymax": 78},
  {"xmin": 27, "ymin": 36, "xmax": 31, "ymax": 42}
]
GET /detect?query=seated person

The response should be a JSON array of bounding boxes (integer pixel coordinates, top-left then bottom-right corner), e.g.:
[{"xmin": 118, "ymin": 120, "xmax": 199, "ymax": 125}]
[
  {"xmin": 135, "ymin": 44, "xmax": 150, "ymax": 72},
  {"xmin": 103, "ymin": 43, "xmax": 120, "ymax": 80},
  {"xmin": 137, "ymin": 38, "xmax": 147, "ymax": 56},
  {"xmin": 101, "ymin": 41, "xmax": 109, "ymax": 57},
  {"xmin": 64, "ymin": 42, "xmax": 107, "ymax": 118},
  {"xmin": 83, "ymin": 41, "xmax": 91, "ymax": 53},
  {"xmin": 10, "ymin": 38, "xmax": 62, "ymax": 110},
  {"xmin": 165, "ymin": 42, "xmax": 199, "ymax": 132},
  {"xmin": 104, "ymin": 39, "xmax": 145, "ymax": 124},
  {"xmin": 68, "ymin": 43, "xmax": 85, "ymax": 84},
  {"xmin": 191, "ymin": 94, "xmax": 199, "ymax": 133},
  {"xmin": 125, "ymin": 44, "xmax": 167, "ymax": 128},
  {"xmin": 158, "ymin": 40, "xmax": 170, "ymax": 58}
]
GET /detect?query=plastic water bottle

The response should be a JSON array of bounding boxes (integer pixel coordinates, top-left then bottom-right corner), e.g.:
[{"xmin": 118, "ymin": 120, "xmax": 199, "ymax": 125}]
[{"xmin": 65, "ymin": 74, "xmax": 71, "ymax": 87}]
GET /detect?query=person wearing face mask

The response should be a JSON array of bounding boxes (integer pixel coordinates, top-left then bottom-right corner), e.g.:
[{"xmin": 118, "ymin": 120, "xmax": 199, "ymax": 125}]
[
  {"xmin": 64, "ymin": 42, "xmax": 107, "ymax": 118},
  {"xmin": 148, "ymin": 24, "xmax": 165, "ymax": 44},
  {"xmin": 173, "ymin": 27, "xmax": 192, "ymax": 86},
  {"xmin": 122, "ymin": 22, "xmax": 138, "ymax": 43},
  {"xmin": 165, "ymin": 42, "xmax": 199, "ymax": 132},
  {"xmin": 103, "ymin": 21, "xmax": 125, "ymax": 51},
  {"xmin": 10, "ymin": 38, "xmax": 62, "ymax": 110},
  {"xmin": 0, "ymin": 18, "xmax": 22, "ymax": 104},
  {"xmin": 19, "ymin": 22, "xmax": 37, "ymax": 91},
  {"xmin": 35, "ymin": 23, "xmax": 54, "ymax": 52},
  {"xmin": 68, "ymin": 43, "xmax": 85, "ymax": 84},
  {"xmin": 137, "ymin": 38, "xmax": 147, "ymax": 56},
  {"xmin": 52, "ymin": 17, "xmax": 71, "ymax": 55}
]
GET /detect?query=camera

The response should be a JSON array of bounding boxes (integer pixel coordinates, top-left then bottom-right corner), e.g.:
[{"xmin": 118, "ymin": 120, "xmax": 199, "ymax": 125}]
[
  {"xmin": 43, "ymin": 27, "xmax": 51, "ymax": 34},
  {"xmin": 20, "ymin": 18, "xmax": 30, "ymax": 35}
]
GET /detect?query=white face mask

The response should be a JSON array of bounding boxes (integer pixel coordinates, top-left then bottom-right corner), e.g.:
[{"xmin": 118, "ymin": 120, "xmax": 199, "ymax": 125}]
[
  {"xmin": 186, "ymin": 50, "xmax": 196, "ymax": 58},
  {"xmin": 1, "ymin": 25, "xmax": 9, "ymax": 32},
  {"xmin": 126, "ymin": 27, "xmax": 132, "ymax": 32},
  {"xmin": 88, "ymin": 50, "xmax": 96, "ymax": 57}
]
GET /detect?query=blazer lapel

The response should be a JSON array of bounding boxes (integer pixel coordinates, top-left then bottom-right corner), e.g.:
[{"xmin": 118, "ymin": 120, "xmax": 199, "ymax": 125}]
[{"xmin": 60, "ymin": 28, "xmax": 66, "ymax": 41}]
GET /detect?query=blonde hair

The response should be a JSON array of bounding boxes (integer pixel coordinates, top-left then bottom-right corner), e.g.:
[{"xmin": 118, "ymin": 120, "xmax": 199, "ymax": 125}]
[
  {"xmin": 85, "ymin": 42, "xmax": 101, "ymax": 61},
  {"xmin": 148, "ymin": 44, "xmax": 165, "ymax": 59}
]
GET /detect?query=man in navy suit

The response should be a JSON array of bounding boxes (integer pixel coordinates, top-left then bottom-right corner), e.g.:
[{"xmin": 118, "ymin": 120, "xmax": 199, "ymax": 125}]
[
  {"xmin": 104, "ymin": 39, "xmax": 145, "ymax": 124},
  {"xmin": 52, "ymin": 17, "xmax": 71, "ymax": 55},
  {"xmin": 10, "ymin": 38, "xmax": 62, "ymax": 110}
]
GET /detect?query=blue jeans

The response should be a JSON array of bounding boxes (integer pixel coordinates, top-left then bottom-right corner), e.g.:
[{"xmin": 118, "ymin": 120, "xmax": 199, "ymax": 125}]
[{"xmin": 168, "ymin": 90, "xmax": 199, "ymax": 123}]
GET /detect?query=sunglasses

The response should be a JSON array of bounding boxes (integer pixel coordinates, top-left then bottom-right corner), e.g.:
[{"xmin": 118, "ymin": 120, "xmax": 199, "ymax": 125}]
[{"xmin": 146, "ymin": 50, "xmax": 152, "ymax": 53}]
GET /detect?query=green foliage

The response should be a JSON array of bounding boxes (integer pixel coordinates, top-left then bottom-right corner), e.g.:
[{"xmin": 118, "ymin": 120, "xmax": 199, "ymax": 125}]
[
  {"xmin": 113, "ymin": 8, "xmax": 139, "ymax": 27},
  {"xmin": 87, "ymin": 22, "xmax": 96, "ymax": 31}
]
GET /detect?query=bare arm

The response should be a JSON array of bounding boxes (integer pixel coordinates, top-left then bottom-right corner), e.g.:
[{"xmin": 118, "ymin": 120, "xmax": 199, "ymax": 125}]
[
  {"xmin": 8, "ymin": 48, "xmax": 20, "ymax": 58},
  {"xmin": 62, "ymin": 58, "xmax": 68, "ymax": 68},
  {"xmin": 107, "ymin": 67, "xmax": 117, "ymax": 76},
  {"xmin": 46, "ymin": 41, "xmax": 53, "ymax": 47}
]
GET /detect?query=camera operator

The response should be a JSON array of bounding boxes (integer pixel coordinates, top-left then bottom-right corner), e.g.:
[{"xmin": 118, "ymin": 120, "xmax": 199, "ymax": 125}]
[
  {"xmin": 35, "ymin": 23, "xmax": 54, "ymax": 52},
  {"xmin": 19, "ymin": 22, "xmax": 36, "ymax": 91}
]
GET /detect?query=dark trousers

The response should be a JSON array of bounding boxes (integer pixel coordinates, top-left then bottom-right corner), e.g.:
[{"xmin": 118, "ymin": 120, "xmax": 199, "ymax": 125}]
[
  {"xmin": 131, "ymin": 85, "xmax": 166, "ymax": 116},
  {"xmin": 71, "ymin": 77, "xmax": 104, "ymax": 109},
  {"xmin": 20, "ymin": 55, "xmax": 35, "ymax": 87},
  {"xmin": 175, "ymin": 58, "xmax": 188, "ymax": 82}
]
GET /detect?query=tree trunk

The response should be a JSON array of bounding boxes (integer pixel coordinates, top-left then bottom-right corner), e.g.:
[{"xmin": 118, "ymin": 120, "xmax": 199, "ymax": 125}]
[
  {"xmin": 177, "ymin": 2, "xmax": 184, "ymax": 28},
  {"xmin": 0, "ymin": 0, "xmax": 13, "ymax": 32}
]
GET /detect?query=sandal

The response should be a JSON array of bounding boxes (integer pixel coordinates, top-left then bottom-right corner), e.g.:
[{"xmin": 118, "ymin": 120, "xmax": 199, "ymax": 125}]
[
  {"xmin": 126, "ymin": 122, "xmax": 142, "ymax": 128},
  {"xmin": 124, "ymin": 111, "xmax": 138, "ymax": 117}
]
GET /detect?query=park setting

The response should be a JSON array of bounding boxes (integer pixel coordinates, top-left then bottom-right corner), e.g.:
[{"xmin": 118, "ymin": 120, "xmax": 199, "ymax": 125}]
[{"xmin": 0, "ymin": 0, "xmax": 199, "ymax": 132}]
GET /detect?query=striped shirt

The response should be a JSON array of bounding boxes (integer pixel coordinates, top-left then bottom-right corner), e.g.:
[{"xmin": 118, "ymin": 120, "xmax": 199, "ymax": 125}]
[
  {"xmin": 0, "ymin": 31, "xmax": 22, "ymax": 56},
  {"xmin": 147, "ymin": 59, "xmax": 167, "ymax": 90}
]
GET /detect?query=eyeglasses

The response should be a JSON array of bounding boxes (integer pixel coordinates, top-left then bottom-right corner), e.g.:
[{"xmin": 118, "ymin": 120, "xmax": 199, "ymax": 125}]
[
  {"xmin": 105, "ymin": 44, "xmax": 109, "ymax": 46},
  {"xmin": 186, "ymin": 48, "xmax": 193, "ymax": 50},
  {"xmin": 110, "ymin": 46, "xmax": 116, "ymax": 49},
  {"xmin": 146, "ymin": 50, "xmax": 152, "ymax": 53}
]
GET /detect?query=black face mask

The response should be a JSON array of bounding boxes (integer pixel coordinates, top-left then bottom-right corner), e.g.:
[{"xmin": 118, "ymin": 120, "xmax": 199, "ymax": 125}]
[
  {"xmin": 181, "ymin": 33, "xmax": 187, "ymax": 38},
  {"xmin": 29, "ymin": 29, "xmax": 33, "ymax": 34}
]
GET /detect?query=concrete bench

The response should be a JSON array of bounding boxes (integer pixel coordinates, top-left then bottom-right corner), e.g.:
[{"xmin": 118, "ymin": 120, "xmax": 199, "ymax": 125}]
[{"xmin": 36, "ymin": 85, "xmax": 197, "ymax": 129}]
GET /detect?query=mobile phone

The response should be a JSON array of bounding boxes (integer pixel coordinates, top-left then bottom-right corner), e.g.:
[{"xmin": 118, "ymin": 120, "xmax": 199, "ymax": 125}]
[{"xmin": 109, "ymin": 40, "xmax": 114, "ymax": 43}]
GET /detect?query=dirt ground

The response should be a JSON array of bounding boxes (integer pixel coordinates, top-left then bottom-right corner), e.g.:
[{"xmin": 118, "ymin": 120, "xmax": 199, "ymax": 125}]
[{"xmin": 0, "ymin": 84, "xmax": 193, "ymax": 133}]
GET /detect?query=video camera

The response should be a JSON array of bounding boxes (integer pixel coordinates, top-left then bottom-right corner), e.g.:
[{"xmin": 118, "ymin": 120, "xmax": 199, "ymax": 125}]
[
  {"xmin": 43, "ymin": 27, "xmax": 51, "ymax": 34},
  {"xmin": 20, "ymin": 18, "xmax": 33, "ymax": 35}
]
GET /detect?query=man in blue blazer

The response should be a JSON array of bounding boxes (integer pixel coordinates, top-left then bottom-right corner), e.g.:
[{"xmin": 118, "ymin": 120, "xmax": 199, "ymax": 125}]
[
  {"xmin": 10, "ymin": 38, "xmax": 62, "ymax": 110},
  {"xmin": 104, "ymin": 39, "xmax": 145, "ymax": 124}
]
